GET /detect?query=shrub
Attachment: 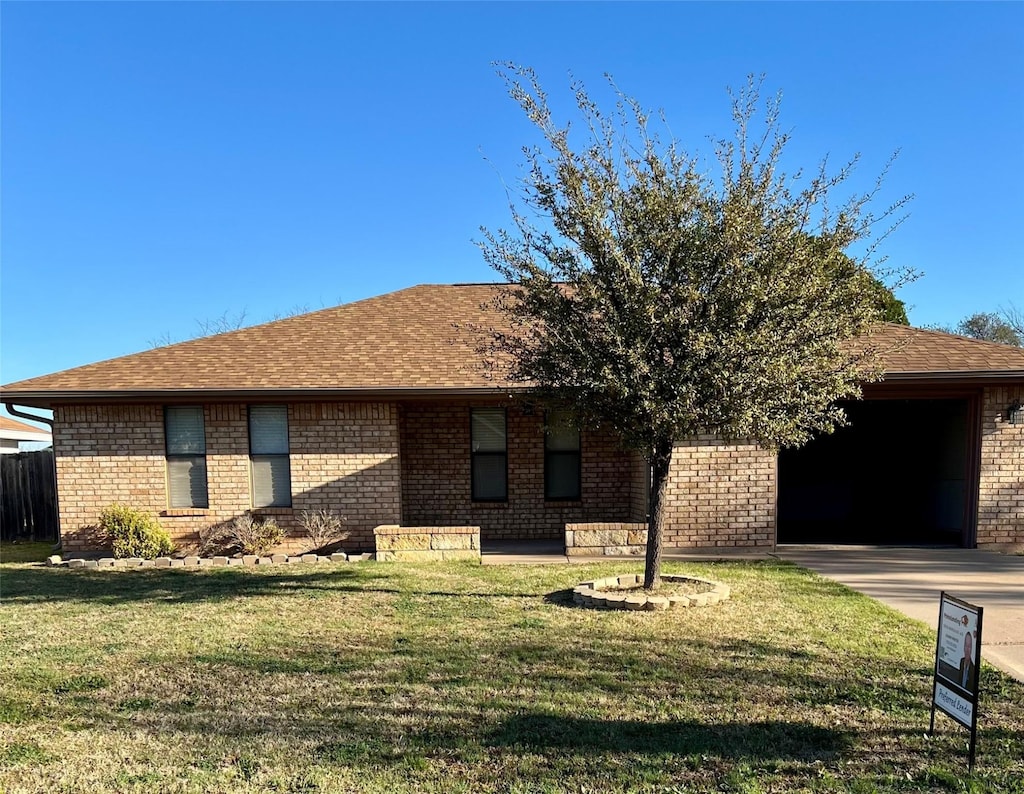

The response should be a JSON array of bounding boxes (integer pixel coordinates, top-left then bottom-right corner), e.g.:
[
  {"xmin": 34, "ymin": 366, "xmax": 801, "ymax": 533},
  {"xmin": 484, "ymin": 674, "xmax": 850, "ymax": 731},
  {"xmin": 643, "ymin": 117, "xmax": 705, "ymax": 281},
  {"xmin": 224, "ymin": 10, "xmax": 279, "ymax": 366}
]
[
  {"xmin": 99, "ymin": 503, "xmax": 174, "ymax": 559},
  {"xmin": 298, "ymin": 509, "xmax": 349, "ymax": 553},
  {"xmin": 199, "ymin": 514, "xmax": 284, "ymax": 556}
]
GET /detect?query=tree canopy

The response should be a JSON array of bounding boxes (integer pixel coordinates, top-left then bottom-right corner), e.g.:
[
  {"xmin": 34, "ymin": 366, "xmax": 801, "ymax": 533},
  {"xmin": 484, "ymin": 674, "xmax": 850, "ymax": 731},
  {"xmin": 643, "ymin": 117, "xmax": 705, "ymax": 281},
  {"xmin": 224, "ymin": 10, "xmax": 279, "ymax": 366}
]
[
  {"xmin": 480, "ymin": 67, "xmax": 911, "ymax": 587},
  {"xmin": 935, "ymin": 311, "xmax": 1022, "ymax": 347}
]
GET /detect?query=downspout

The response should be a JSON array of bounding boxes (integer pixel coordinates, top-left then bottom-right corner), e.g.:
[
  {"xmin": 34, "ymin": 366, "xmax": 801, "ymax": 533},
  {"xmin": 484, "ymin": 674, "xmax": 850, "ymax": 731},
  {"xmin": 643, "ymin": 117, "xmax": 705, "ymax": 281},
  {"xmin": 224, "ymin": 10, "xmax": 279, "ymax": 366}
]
[{"xmin": 4, "ymin": 404, "xmax": 61, "ymax": 551}]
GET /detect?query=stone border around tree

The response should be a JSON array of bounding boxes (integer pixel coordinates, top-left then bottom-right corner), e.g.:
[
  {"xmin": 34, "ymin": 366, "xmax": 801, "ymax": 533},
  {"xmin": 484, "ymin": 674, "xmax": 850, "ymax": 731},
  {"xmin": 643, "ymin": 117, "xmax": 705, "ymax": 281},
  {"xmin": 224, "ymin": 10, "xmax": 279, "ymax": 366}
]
[
  {"xmin": 46, "ymin": 553, "xmax": 374, "ymax": 570},
  {"xmin": 572, "ymin": 573, "xmax": 730, "ymax": 611}
]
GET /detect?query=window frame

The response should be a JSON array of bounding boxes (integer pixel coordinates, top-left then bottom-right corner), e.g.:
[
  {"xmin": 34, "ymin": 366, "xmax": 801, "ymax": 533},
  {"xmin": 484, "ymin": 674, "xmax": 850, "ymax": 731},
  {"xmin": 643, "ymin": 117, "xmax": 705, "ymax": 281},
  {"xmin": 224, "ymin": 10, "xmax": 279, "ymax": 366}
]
[
  {"xmin": 164, "ymin": 405, "xmax": 209, "ymax": 509},
  {"xmin": 544, "ymin": 410, "xmax": 582, "ymax": 501},
  {"xmin": 248, "ymin": 404, "xmax": 292, "ymax": 509},
  {"xmin": 470, "ymin": 407, "xmax": 508, "ymax": 503}
]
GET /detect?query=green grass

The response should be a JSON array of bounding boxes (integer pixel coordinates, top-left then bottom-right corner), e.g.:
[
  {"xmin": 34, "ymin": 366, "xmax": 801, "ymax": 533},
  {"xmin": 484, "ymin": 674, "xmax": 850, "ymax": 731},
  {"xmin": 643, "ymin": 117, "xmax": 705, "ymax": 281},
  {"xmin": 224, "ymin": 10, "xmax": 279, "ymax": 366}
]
[
  {"xmin": 0, "ymin": 542, "xmax": 53, "ymax": 564},
  {"xmin": 0, "ymin": 558, "xmax": 1021, "ymax": 793}
]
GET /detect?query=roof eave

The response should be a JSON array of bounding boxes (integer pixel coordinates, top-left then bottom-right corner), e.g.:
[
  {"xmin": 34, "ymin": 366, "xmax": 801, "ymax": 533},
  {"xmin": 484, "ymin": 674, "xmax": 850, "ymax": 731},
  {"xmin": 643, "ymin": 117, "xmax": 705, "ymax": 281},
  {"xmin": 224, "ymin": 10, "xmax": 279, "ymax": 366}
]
[
  {"xmin": 881, "ymin": 370, "xmax": 1024, "ymax": 383},
  {"xmin": 2, "ymin": 385, "xmax": 531, "ymax": 409},
  {"xmin": 5, "ymin": 370, "xmax": 1022, "ymax": 409}
]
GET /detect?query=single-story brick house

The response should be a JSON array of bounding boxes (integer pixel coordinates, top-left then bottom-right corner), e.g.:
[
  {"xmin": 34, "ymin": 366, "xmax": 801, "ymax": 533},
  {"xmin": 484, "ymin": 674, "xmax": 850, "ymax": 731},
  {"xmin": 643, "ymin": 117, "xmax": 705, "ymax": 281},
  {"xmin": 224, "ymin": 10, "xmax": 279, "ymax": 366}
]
[{"xmin": 2, "ymin": 284, "xmax": 1022, "ymax": 554}]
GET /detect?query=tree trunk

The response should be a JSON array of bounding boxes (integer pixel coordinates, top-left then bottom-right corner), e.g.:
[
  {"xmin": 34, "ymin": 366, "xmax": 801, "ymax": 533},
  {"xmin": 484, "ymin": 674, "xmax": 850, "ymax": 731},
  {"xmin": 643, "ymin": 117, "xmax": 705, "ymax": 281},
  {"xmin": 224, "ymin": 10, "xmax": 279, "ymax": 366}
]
[{"xmin": 643, "ymin": 438, "xmax": 674, "ymax": 590}]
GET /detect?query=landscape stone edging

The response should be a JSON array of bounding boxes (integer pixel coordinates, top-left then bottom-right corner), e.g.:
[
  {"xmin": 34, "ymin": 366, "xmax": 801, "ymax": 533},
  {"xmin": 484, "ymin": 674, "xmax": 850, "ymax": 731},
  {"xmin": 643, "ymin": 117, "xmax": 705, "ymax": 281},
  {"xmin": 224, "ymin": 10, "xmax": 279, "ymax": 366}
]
[
  {"xmin": 47, "ymin": 553, "xmax": 373, "ymax": 570},
  {"xmin": 572, "ymin": 574, "xmax": 731, "ymax": 611}
]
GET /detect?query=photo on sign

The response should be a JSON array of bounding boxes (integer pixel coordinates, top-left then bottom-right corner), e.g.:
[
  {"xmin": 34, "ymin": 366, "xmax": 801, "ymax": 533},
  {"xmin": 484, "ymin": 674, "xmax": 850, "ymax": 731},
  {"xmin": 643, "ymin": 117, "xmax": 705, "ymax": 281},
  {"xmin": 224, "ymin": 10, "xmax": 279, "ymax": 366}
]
[{"xmin": 935, "ymin": 599, "xmax": 979, "ymax": 696}]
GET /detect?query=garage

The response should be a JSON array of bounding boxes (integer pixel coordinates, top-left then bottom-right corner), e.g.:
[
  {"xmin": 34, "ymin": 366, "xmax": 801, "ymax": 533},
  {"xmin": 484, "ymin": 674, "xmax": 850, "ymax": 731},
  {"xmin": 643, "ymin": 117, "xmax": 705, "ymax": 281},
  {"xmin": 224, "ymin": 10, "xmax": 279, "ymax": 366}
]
[{"xmin": 778, "ymin": 397, "xmax": 977, "ymax": 546}]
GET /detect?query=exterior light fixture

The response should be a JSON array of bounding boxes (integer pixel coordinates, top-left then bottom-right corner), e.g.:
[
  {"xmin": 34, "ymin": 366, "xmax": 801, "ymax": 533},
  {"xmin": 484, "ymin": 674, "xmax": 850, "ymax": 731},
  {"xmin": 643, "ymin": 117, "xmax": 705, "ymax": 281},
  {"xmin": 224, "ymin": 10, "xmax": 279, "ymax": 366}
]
[{"xmin": 1009, "ymin": 400, "xmax": 1023, "ymax": 425}]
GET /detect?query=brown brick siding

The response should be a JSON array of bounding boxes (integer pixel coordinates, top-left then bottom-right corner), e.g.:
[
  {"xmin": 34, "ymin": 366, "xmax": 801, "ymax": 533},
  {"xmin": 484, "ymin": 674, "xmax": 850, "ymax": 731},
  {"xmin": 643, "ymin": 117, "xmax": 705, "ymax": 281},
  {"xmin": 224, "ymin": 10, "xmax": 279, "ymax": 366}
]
[
  {"xmin": 53, "ymin": 402, "xmax": 401, "ymax": 553},
  {"xmin": 399, "ymin": 400, "xmax": 638, "ymax": 541},
  {"xmin": 662, "ymin": 436, "xmax": 776, "ymax": 549},
  {"xmin": 978, "ymin": 385, "xmax": 1024, "ymax": 546},
  {"xmin": 56, "ymin": 388, "xmax": 1016, "ymax": 554}
]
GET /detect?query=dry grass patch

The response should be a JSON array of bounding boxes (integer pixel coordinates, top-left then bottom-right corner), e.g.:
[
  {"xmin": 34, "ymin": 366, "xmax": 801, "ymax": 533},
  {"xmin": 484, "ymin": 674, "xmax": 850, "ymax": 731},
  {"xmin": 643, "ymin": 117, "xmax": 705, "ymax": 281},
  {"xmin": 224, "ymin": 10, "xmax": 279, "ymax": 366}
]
[{"xmin": 0, "ymin": 558, "xmax": 1021, "ymax": 793}]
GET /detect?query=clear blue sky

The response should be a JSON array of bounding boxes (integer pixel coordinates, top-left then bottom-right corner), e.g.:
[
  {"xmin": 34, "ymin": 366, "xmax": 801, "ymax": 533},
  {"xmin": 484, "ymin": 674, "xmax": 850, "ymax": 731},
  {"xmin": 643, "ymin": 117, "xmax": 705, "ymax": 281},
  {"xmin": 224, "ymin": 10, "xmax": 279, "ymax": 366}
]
[{"xmin": 3, "ymin": 2, "xmax": 1023, "ymax": 395}]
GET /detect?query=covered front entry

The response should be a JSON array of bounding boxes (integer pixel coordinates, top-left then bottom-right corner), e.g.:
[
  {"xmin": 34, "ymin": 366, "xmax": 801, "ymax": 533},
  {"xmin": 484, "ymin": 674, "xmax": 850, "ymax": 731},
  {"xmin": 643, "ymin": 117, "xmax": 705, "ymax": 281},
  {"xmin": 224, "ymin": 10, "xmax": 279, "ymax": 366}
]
[{"xmin": 778, "ymin": 397, "xmax": 979, "ymax": 547}]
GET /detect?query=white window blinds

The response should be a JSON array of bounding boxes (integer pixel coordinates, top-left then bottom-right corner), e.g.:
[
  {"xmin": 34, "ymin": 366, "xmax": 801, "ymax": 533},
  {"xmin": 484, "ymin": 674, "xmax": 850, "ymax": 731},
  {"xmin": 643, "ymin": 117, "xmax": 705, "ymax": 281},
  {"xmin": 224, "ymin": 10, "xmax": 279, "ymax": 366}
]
[
  {"xmin": 165, "ymin": 406, "xmax": 206, "ymax": 455},
  {"xmin": 249, "ymin": 405, "xmax": 291, "ymax": 508},
  {"xmin": 471, "ymin": 408, "xmax": 507, "ymax": 501},
  {"xmin": 545, "ymin": 410, "xmax": 581, "ymax": 500},
  {"xmin": 165, "ymin": 407, "xmax": 208, "ymax": 508},
  {"xmin": 249, "ymin": 406, "xmax": 289, "ymax": 454},
  {"xmin": 471, "ymin": 409, "xmax": 506, "ymax": 452}
]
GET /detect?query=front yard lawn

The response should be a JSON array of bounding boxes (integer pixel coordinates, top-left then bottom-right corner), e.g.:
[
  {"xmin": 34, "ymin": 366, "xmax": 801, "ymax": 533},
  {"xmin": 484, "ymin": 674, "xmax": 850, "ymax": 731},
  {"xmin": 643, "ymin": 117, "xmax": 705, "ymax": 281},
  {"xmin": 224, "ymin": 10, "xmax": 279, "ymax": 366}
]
[{"xmin": 0, "ymin": 558, "xmax": 1021, "ymax": 793}]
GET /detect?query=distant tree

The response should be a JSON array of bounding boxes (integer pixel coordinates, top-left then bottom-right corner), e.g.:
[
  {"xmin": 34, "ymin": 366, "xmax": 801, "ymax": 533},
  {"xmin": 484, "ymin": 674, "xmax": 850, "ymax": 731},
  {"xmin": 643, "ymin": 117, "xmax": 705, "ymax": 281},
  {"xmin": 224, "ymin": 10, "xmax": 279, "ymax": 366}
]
[
  {"xmin": 480, "ymin": 66, "xmax": 911, "ymax": 588},
  {"xmin": 999, "ymin": 303, "xmax": 1024, "ymax": 341},
  {"xmin": 945, "ymin": 312, "xmax": 1022, "ymax": 346},
  {"xmin": 148, "ymin": 304, "xmax": 318, "ymax": 349}
]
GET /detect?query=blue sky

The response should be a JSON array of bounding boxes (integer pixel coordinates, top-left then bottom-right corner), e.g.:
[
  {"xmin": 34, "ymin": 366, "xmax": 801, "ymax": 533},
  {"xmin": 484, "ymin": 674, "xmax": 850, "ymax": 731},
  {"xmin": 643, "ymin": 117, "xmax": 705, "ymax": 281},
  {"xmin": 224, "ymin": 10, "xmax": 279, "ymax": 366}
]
[{"xmin": 2, "ymin": 2, "xmax": 1023, "ymax": 401}]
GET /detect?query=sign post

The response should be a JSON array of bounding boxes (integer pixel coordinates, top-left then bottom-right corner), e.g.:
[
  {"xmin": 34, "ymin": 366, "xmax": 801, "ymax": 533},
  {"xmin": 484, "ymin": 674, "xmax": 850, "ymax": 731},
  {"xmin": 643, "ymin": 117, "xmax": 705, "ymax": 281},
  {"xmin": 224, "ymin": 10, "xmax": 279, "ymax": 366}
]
[{"xmin": 929, "ymin": 592, "xmax": 983, "ymax": 772}]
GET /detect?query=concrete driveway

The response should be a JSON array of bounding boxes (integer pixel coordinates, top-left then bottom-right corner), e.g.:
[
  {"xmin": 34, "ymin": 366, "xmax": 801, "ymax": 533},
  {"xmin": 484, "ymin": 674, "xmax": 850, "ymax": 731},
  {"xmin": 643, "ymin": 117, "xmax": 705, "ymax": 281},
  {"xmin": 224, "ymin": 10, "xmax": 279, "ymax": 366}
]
[{"xmin": 776, "ymin": 547, "xmax": 1024, "ymax": 682}]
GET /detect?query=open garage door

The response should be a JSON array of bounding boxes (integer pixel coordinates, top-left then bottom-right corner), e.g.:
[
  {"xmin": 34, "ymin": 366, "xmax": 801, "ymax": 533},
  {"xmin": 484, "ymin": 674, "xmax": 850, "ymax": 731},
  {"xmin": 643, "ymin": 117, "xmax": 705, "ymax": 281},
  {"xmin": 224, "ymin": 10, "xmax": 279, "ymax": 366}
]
[{"xmin": 778, "ymin": 399, "xmax": 974, "ymax": 546}]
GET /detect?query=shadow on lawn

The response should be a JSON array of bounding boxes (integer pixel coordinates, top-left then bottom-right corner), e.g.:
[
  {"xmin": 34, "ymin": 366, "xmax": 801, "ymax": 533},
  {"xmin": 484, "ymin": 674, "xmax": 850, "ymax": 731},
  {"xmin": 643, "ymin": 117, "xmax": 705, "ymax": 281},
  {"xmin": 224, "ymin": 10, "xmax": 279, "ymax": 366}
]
[
  {"xmin": 0, "ymin": 565, "xmax": 551, "ymax": 605},
  {"xmin": 488, "ymin": 712, "xmax": 851, "ymax": 761},
  {"xmin": 0, "ymin": 565, "xmax": 389, "ymax": 604}
]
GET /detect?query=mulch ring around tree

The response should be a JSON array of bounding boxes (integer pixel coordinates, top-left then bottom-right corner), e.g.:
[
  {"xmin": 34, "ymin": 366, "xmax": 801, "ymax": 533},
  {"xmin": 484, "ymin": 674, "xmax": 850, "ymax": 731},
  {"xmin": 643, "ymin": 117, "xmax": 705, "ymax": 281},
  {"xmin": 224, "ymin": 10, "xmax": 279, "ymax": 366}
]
[{"xmin": 573, "ymin": 573, "xmax": 730, "ymax": 612}]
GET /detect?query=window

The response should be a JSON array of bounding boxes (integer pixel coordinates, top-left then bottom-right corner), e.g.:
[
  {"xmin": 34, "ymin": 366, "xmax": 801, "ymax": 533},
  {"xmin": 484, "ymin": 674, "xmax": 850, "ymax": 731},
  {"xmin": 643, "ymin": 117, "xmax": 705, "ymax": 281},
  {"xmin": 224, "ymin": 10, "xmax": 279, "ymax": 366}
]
[
  {"xmin": 249, "ymin": 405, "xmax": 291, "ymax": 508},
  {"xmin": 471, "ymin": 408, "xmax": 507, "ymax": 501},
  {"xmin": 545, "ymin": 410, "xmax": 581, "ymax": 500},
  {"xmin": 165, "ymin": 406, "xmax": 208, "ymax": 508}
]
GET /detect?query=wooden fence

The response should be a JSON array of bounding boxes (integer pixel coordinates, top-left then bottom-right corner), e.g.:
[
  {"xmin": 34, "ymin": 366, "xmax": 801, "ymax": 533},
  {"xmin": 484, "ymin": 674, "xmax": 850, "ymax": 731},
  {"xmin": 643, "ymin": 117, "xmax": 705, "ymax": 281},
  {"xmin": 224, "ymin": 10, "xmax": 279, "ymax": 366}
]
[{"xmin": 1, "ymin": 450, "xmax": 58, "ymax": 542}]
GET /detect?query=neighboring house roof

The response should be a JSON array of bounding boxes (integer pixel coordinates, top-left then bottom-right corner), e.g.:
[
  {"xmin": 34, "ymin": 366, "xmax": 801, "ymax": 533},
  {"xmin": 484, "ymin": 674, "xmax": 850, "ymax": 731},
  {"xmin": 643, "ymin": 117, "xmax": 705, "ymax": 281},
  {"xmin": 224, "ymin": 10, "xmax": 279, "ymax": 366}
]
[
  {"xmin": 0, "ymin": 415, "xmax": 52, "ymax": 443},
  {"xmin": 2, "ymin": 284, "xmax": 1023, "ymax": 407}
]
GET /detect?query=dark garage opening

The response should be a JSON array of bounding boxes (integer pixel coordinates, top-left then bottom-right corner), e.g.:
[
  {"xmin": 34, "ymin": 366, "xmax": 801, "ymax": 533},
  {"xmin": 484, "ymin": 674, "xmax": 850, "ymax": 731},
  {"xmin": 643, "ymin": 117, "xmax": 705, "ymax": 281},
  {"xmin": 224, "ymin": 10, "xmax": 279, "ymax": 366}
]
[{"xmin": 778, "ymin": 399, "xmax": 970, "ymax": 546}]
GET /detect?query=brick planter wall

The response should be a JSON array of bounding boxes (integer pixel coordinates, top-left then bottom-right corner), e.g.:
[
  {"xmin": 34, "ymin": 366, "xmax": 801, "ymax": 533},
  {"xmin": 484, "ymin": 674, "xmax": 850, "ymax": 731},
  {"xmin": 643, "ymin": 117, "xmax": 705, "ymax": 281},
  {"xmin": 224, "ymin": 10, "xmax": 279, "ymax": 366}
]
[
  {"xmin": 565, "ymin": 522, "xmax": 648, "ymax": 557},
  {"xmin": 373, "ymin": 525, "xmax": 481, "ymax": 562}
]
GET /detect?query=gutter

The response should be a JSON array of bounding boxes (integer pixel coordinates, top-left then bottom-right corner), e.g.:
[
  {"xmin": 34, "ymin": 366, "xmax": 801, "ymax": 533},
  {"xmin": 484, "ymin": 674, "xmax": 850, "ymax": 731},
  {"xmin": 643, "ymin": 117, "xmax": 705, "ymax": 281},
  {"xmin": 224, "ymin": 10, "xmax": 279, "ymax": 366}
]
[
  {"xmin": 881, "ymin": 370, "xmax": 1024, "ymax": 382},
  {"xmin": 4, "ymin": 403, "xmax": 54, "ymax": 429},
  {"xmin": 3, "ymin": 403, "xmax": 61, "ymax": 552},
  {"xmin": 0, "ymin": 386, "xmax": 531, "ymax": 409}
]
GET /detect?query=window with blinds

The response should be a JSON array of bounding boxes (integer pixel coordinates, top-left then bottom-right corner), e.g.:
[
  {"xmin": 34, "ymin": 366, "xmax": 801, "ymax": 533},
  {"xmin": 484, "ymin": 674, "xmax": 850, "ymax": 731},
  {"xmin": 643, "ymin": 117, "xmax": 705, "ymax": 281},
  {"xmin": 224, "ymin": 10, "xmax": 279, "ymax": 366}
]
[
  {"xmin": 165, "ymin": 406, "xmax": 209, "ymax": 508},
  {"xmin": 249, "ymin": 405, "xmax": 291, "ymax": 508},
  {"xmin": 545, "ymin": 410, "xmax": 581, "ymax": 500},
  {"xmin": 471, "ymin": 408, "xmax": 507, "ymax": 501}
]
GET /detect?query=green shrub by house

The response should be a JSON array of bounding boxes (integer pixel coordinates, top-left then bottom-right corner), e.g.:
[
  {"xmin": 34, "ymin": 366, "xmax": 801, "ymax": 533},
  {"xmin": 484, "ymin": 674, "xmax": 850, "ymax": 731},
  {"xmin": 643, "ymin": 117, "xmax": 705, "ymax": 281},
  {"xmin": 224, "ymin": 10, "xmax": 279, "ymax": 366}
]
[{"xmin": 99, "ymin": 503, "xmax": 174, "ymax": 559}]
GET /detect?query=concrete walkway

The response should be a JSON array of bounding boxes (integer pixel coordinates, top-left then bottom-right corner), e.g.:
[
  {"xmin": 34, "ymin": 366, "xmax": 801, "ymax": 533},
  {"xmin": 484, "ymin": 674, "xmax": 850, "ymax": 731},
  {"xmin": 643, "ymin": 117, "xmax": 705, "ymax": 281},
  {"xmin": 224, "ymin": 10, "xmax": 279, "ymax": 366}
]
[{"xmin": 775, "ymin": 546, "xmax": 1024, "ymax": 682}]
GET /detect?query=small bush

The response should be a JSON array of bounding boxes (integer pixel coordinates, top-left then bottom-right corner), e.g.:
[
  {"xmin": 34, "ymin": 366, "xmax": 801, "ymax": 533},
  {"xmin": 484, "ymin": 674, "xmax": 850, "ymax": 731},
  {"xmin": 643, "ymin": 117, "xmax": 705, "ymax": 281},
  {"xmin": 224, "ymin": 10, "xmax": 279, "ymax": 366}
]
[
  {"xmin": 199, "ymin": 514, "xmax": 284, "ymax": 556},
  {"xmin": 299, "ymin": 509, "xmax": 348, "ymax": 553},
  {"xmin": 99, "ymin": 503, "xmax": 174, "ymax": 559}
]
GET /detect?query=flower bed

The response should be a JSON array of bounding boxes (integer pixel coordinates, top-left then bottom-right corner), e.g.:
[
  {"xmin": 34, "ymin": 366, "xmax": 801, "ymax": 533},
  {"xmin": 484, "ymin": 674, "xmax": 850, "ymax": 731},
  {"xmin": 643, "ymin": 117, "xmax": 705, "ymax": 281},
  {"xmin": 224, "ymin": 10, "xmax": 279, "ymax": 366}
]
[
  {"xmin": 572, "ymin": 573, "xmax": 730, "ymax": 611},
  {"xmin": 47, "ymin": 552, "xmax": 372, "ymax": 570}
]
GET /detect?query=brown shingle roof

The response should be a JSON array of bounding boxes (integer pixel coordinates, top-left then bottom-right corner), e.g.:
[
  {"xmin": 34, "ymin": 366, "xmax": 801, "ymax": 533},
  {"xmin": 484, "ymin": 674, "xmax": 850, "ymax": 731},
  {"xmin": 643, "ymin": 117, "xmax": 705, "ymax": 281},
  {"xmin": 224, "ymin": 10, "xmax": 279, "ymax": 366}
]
[
  {"xmin": 862, "ymin": 323, "xmax": 1024, "ymax": 377},
  {"xmin": 2, "ymin": 284, "xmax": 1022, "ymax": 406},
  {"xmin": 1, "ymin": 285, "xmax": 511, "ymax": 401}
]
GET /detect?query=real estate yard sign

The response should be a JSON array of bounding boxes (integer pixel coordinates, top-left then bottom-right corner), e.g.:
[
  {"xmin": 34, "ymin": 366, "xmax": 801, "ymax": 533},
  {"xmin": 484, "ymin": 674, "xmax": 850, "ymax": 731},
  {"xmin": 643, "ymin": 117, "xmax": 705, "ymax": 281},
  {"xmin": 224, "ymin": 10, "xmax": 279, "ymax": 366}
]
[{"xmin": 930, "ymin": 592, "xmax": 983, "ymax": 770}]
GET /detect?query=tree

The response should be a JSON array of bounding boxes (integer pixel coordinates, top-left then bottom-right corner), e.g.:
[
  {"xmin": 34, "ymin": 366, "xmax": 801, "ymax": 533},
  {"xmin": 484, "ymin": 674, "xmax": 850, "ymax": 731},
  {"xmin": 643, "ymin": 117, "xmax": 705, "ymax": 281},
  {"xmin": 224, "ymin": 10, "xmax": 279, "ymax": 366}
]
[
  {"xmin": 1001, "ymin": 303, "xmax": 1024, "ymax": 341},
  {"xmin": 954, "ymin": 312, "xmax": 1022, "ymax": 346},
  {"xmin": 147, "ymin": 304, "xmax": 316, "ymax": 348},
  {"xmin": 479, "ymin": 67, "xmax": 911, "ymax": 588}
]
